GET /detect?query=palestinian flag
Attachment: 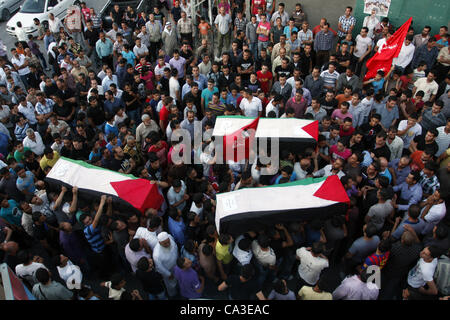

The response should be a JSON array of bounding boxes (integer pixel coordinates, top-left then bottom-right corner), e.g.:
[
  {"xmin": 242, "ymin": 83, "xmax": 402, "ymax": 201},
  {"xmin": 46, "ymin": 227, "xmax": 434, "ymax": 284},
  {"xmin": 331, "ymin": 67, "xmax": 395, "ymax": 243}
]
[
  {"xmin": 46, "ymin": 157, "xmax": 164, "ymax": 214},
  {"xmin": 215, "ymin": 176, "xmax": 349, "ymax": 236},
  {"xmin": 255, "ymin": 118, "xmax": 318, "ymax": 155},
  {"xmin": 212, "ymin": 116, "xmax": 260, "ymax": 162}
]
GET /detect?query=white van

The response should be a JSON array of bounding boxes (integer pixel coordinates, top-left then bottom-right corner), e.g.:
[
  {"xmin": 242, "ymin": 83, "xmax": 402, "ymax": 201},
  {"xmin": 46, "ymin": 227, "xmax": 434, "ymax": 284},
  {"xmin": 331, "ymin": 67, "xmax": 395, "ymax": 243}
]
[{"xmin": 6, "ymin": 0, "xmax": 78, "ymax": 38}]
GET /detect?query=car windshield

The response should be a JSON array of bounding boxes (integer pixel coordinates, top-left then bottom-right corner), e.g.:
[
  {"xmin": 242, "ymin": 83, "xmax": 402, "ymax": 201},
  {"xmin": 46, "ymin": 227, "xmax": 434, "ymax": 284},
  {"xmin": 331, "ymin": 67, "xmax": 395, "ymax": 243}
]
[{"xmin": 20, "ymin": 0, "xmax": 46, "ymax": 14}]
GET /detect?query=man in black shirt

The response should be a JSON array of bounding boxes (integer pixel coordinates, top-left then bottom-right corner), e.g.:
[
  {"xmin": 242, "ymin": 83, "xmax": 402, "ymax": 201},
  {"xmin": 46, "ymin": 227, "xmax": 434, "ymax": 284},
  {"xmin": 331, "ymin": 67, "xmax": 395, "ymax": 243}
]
[
  {"xmin": 218, "ymin": 264, "xmax": 259, "ymax": 300},
  {"xmin": 71, "ymin": 137, "xmax": 89, "ymax": 160},
  {"xmin": 411, "ymin": 128, "xmax": 439, "ymax": 155},
  {"xmin": 0, "ymin": 167, "xmax": 24, "ymax": 202},
  {"xmin": 135, "ymin": 256, "xmax": 166, "ymax": 299},
  {"xmin": 217, "ymin": 65, "xmax": 235, "ymax": 91},
  {"xmin": 218, "ymin": 53, "xmax": 233, "ymax": 73},
  {"xmin": 360, "ymin": 113, "xmax": 383, "ymax": 150},
  {"xmin": 180, "ymin": 42, "xmax": 193, "ymax": 61},
  {"xmin": 371, "ymin": 130, "xmax": 392, "ymax": 161},
  {"xmin": 43, "ymin": 77, "xmax": 58, "ymax": 97},
  {"xmin": 335, "ymin": 42, "xmax": 352, "ymax": 74},
  {"xmin": 109, "ymin": 4, "xmax": 124, "ymax": 25},
  {"xmin": 109, "ymin": 146, "xmax": 133, "ymax": 173},
  {"xmin": 76, "ymin": 73, "xmax": 90, "ymax": 102},
  {"xmin": 229, "ymin": 41, "xmax": 242, "ymax": 72},
  {"xmin": 237, "ymin": 49, "xmax": 254, "ymax": 85},
  {"xmin": 319, "ymin": 90, "xmax": 339, "ymax": 116},
  {"xmin": 87, "ymin": 96, "xmax": 105, "ymax": 129},
  {"xmin": 157, "ymin": 68, "xmax": 170, "ymax": 96},
  {"xmin": 182, "ymin": 83, "xmax": 202, "ymax": 115},
  {"xmin": 274, "ymin": 58, "xmax": 294, "ymax": 80},
  {"xmin": 51, "ymin": 93, "xmax": 74, "ymax": 123},
  {"xmin": 300, "ymin": 44, "xmax": 315, "ymax": 78},
  {"xmin": 83, "ymin": 20, "xmax": 100, "ymax": 59},
  {"xmin": 255, "ymin": 47, "xmax": 272, "ymax": 72}
]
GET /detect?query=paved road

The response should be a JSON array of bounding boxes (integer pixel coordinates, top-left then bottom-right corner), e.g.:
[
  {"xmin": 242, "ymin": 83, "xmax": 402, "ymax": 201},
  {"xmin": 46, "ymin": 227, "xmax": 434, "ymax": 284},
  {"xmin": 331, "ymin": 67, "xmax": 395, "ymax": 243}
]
[{"xmin": 0, "ymin": 0, "xmax": 108, "ymax": 54}]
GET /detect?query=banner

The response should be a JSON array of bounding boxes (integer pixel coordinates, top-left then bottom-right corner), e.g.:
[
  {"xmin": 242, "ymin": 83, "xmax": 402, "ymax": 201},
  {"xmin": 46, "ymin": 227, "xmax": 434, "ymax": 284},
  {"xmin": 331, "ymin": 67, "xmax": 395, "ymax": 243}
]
[
  {"xmin": 364, "ymin": 0, "xmax": 392, "ymax": 17},
  {"xmin": 364, "ymin": 17, "xmax": 412, "ymax": 81}
]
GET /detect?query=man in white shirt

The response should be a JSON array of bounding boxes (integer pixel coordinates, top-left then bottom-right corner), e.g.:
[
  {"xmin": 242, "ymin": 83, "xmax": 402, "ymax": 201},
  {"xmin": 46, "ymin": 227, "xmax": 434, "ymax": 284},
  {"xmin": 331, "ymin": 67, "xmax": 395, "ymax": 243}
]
[
  {"xmin": 214, "ymin": 7, "xmax": 231, "ymax": 58},
  {"xmin": 23, "ymin": 129, "xmax": 45, "ymax": 156},
  {"xmin": 10, "ymin": 48, "xmax": 30, "ymax": 89},
  {"xmin": 101, "ymin": 68, "xmax": 118, "ymax": 93},
  {"xmin": 404, "ymin": 246, "xmax": 439, "ymax": 300},
  {"xmin": 14, "ymin": 22, "xmax": 28, "ymax": 42},
  {"xmin": 435, "ymin": 120, "xmax": 450, "ymax": 157},
  {"xmin": 232, "ymin": 235, "xmax": 253, "ymax": 266},
  {"xmin": 132, "ymin": 38, "xmax": 149, "ymax": 60},
  {"xmin": 413, "ymin": 71, "xmax": 439, "ymax": 102},
  {"xmin": 353, "ymin": 27, "xmax": 373, "ymax": 76},
  {"xmin": 134, "ymin": 216, "xmax": 162, "ymax": 251},
  {"xmin": 48, "ymin": 13, "xmax": 63, "ymax": 38},
  {"xmin": 420, "ymin": 190, "xmax": 447, "ymax": 235},
  {"xmin": 296, "ymin": 242, "xmax": 329, "ymax": 286},
  {"xmin": 125, "ymin": 238, "xmax": 151, "ymax": 273},
  {"xmin": 153, "ymin": 232, "xmax": 179, "ymax": 297},
  {"xmin": 240, "ymin": 88, "xmax": 262, "ymax": 117},
  {"xmin": 313, "ymin": 157, "xmax": 346, "ymax": 179},
  {"xmin": 386, "ymin": 126, "xmax": 404, "ymax": 161},
  {"xmin": 397, "ymin": 114, "xmax": 422, "ymax": 150},
  {"xmin": 265, "ymin": 95, "xmax": 283, "ymax": 117},
  {"xmin": 393, "ymin": 35, "xmax": 415, "ymax": 72},
  {"xmin": 169, "ymin": 69, "xmax": 181, "ymax": 103}
]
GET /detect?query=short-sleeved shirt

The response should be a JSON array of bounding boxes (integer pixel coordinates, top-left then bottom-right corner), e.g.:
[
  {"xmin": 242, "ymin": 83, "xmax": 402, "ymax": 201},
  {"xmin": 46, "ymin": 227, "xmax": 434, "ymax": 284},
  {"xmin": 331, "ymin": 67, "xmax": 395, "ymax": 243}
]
[
  {"xmin": 215, "ymin": 241, "xmax": 233, "ymax": 264},
  {"xmin": 413, "ymin": 78, "xmax": 438, "ymax": 102},
  {"xmin": 16, "ymin": 171, "xmax": 35, "ymax": 194},
  {"xmin": 407, "ymin": 258, "xmax": 438, "ymax": 288},
  {"xmin": 225, "ymin": 274, "xmax": 259, "ymax": 300},
  {"xmin": 348, "ymin": 236, "xmax": 380, "ymax": 263},
  {"xmin": 257, "ymin": 21, "xmax": 271, "ymax": 42},
  {"xmin": 296, "ymin": 247, "xmax": 329, "ymax": 285},
  {"xmin": 173, "ymin": 266, "xmax": 202, "ymax": 299},
  {"xmin": 397, "ymin": 120, "xmax": 422, "ymax": 148},
  {"xmin": 240, "ymin": 97, "xmax": 262, "ymax": 117}
]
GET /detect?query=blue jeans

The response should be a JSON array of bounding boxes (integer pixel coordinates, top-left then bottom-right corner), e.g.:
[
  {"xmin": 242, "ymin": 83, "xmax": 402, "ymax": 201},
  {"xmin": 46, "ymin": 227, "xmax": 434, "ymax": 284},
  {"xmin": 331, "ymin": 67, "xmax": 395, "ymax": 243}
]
[
  {"xmin": 148, "ymin": 291, "xmax": 168, "ymax": 300},
  {"xmin": 127, "ymin": 109, "xmax": 141, "ymax": 126},
  {"xmin": 249, "ymin": 42, "xmax": 257, "ymax": 59},
  {"xmin": 257, "ymin": 41, "xmax": 268, "ymax": 56}
]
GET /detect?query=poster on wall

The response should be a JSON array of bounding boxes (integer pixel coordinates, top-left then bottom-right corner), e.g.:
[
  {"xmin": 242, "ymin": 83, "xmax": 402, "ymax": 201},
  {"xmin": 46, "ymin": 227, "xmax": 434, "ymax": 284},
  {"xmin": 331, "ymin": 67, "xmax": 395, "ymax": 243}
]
[{"xmin": 364, "ymin": 0, "xmax": 392, "ymax": 17}]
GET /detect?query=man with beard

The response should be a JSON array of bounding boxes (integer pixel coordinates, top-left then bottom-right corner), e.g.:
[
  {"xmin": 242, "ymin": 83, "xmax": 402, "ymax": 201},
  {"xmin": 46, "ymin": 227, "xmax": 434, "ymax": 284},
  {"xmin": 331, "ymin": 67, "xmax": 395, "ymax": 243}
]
[{"xmin": 153, "ymin": 232, "xmax": 179, "ymax": 297}]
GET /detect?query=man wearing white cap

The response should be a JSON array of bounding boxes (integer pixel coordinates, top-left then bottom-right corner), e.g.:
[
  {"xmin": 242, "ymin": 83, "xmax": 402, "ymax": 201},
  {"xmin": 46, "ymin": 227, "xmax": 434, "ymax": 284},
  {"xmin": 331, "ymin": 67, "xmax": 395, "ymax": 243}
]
[{"xmin": 153, "ymin": 231, "xmax": 179, "ymax": 297}]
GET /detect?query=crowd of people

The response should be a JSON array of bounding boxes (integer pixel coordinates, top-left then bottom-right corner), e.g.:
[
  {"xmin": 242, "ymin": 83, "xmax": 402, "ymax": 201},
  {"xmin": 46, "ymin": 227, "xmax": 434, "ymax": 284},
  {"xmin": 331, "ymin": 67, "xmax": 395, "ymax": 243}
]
[{"xmin": 0, "ymin": 0, "xmax": 449, "ymax": 301}]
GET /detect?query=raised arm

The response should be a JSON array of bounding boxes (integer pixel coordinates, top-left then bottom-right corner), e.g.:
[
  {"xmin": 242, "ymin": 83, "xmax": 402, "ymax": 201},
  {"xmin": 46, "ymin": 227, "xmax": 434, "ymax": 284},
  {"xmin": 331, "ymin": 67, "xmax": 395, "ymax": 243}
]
[{"xmin": 92, "ymin": 195, "xmax": 107, "ymax": 230}]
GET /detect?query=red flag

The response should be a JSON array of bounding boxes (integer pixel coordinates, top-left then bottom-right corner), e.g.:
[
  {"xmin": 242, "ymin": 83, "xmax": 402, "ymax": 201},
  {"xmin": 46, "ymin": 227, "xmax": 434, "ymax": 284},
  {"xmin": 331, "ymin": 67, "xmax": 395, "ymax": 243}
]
[
  {"xmin": 364, "ymin": 17, "xmax": 412, "ymax": 81},
  {"xmin": 223, "ymin": 117, "xmax": 260, "ymax": 162}
]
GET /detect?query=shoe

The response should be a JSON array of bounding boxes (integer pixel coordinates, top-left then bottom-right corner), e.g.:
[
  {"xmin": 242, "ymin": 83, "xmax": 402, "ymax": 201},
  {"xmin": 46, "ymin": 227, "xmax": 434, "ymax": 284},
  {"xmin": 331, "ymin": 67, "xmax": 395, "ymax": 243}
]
[{"xmin": 45, "ymin": 67, "xmax": 51, "ymax": 71}]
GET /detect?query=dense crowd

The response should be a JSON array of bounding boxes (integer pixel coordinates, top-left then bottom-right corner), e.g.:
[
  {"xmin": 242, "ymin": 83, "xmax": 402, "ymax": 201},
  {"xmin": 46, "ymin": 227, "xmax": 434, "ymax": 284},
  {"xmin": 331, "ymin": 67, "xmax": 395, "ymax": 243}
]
[{"xmin": 0, "ymin": 0, "xmax": 449, "ymax": 301}]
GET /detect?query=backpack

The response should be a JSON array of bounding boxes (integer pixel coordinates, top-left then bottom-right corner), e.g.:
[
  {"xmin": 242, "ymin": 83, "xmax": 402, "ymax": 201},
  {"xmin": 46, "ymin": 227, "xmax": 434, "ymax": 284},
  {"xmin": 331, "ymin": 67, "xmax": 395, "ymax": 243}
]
[{"xmin": 434, "ymin": 255, "xmax": 450, "ymax": 296}]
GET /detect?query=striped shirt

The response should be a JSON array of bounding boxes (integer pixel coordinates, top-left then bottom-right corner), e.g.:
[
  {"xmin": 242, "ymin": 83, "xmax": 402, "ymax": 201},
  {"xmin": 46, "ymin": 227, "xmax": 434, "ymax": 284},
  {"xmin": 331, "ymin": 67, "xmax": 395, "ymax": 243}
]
[
  {"xmin": 35, "ymin": 99, "xmax": 55, "ymax": 115},
  {"xmin": 338, "ymin": 15, "xmax": 356, "ymax": 37},
  {"xmin": 84, "ymin": 224, "xmax": 105, "ymax": 253},
  {"xmin": 320, "ymin": 70, "xmax": 340, "ymax": 90},
  {"xmin": 298, "ymin": 29, "xmax": 313, "ymax": 48}
]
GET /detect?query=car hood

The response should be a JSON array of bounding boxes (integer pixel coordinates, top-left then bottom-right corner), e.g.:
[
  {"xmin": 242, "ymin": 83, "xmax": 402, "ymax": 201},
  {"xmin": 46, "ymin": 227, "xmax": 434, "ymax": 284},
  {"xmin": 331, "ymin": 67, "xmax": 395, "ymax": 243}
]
[{"xmin": 7, "ymin": 11, "xmax": 44, "ymax": 29}]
